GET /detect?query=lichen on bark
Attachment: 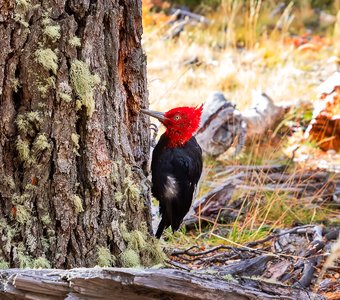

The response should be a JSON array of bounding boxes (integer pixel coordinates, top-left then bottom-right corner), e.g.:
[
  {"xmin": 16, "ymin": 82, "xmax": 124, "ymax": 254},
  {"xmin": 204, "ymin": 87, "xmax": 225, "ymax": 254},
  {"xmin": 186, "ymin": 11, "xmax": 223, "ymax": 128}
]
[{"xmin": 0, "ymin": 0, "xmax": 156, "ymax": 268}]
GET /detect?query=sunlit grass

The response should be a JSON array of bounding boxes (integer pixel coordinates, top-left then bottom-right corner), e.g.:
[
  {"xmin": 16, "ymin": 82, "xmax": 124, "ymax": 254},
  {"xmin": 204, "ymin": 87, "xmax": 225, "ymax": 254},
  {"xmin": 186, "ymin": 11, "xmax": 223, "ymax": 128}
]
[{"xmin": 143, "ymin": 0, "xmax": 338, "ymax": 247}]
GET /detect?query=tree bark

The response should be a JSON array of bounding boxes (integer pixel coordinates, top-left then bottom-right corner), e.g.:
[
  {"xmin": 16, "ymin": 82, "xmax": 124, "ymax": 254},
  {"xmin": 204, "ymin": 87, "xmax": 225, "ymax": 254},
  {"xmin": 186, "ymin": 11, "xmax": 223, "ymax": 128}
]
[{"xmin": 0, "ymin": 0, "xmax": 158, "ymax": 269}]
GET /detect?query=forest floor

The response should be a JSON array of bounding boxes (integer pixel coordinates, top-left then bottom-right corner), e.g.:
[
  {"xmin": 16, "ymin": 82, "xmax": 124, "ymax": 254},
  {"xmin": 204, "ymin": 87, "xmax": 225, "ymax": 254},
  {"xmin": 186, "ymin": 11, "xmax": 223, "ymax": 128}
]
[{"xmin": 143, "ymin": 2, "xmax": 340, "ymax": 298}]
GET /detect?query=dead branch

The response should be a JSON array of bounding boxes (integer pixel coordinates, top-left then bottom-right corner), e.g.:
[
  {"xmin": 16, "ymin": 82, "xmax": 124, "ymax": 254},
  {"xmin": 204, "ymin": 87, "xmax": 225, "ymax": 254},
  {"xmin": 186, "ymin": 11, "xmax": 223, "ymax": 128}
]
[
  {"xmin": 184, "ymin": 173, "xmax": 244, "ymax": 227},
  {"xmin": 212, "ymin": 255, "xmax": 276, "ymax": 277},
  {"xmin": 246, "ymin": 225, "xmax": 316, "ymax": 247}
]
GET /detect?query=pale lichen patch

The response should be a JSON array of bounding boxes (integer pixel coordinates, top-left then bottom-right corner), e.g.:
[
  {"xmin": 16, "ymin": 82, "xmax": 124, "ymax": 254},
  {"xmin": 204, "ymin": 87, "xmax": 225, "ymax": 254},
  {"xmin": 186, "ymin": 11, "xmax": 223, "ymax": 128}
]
[
  {"xmin": 15, "ymin": 204, "xmax": 31, "ymax": 224},
  {"xmin": 16, "ymin": 0, "xmax": 32, "ymax": 12},
  {"xmin": 70, "ymin": 60, "xmax": 100, "ymax": 117},
  {"xmin": 0, "ymin": 259, "xmax": 9, "ymax": 269},
  {"xmin": 35, "ymin": 48, "xmax": 58, "ymax": 74},
  {"xmin": 43, "ymin": 24, "xmax": 61, "ymax": 42},
  {"xmin": 97, "ymin": 246, "xmax": 115, "ymax": 267},
  {"xmin": 16, "ymin": 137, "xmax": 30, "ymax": 163},
  {"xmin": 32, "ymin": 257, "xmax": 51, "ymax": 269},
  {"xmin": 119, "ymin": 249, "xmax": 140, "ymax": 267},
  {"xmin": 69, "ymin": 36, "xmax": 81, "ymax": 47},
  {"xmin": 72, "ymin": 195, "xmax": 84, "ymax": 214},
  {"xmin": 59, "ymin": 92, "xmax": 72, "ymax": 102},
  {"xmin": 71, "ymin": 133, "xmax": 80, "ymax": 156},
  {"xmin": 33, "ymin": 134, "xmax": 50, "ymax": 153}
]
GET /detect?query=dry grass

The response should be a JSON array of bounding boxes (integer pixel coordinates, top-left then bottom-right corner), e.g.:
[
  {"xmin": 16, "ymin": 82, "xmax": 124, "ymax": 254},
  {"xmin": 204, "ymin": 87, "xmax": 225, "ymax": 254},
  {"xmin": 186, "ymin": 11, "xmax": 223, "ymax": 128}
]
[{"xmin": 143, "ymin": 1, "xmax": 339, "ymax": 247}]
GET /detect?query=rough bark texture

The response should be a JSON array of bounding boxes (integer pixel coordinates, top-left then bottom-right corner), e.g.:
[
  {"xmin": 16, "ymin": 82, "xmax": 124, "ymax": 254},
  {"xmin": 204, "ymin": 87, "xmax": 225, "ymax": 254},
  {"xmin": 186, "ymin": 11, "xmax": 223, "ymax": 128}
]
[
  {"xmin": 0, "ymin": 0, "xmax": 157, "ymax": 269},
  {"xmin": 0, "ymin": 268, "xmax": 323, "ymax": 300}
]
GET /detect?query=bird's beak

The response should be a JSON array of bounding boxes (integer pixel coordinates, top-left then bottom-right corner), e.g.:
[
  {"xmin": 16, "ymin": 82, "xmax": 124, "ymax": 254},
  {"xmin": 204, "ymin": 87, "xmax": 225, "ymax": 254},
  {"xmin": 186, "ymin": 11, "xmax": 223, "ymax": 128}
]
[{"xmin": 140, "ymin": 109, "xmax": 166, "ymax": 123}]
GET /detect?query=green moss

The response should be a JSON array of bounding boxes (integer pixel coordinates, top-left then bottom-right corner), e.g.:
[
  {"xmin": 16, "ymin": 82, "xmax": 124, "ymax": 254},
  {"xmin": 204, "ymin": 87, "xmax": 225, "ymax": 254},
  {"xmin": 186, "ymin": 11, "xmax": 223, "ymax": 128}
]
[
  {"xmin": 43, "ymin": 24, "xmax": 61, "ymax": 42},
  {"xmin": 129, "ymin": 230, "xmax": 147, "ymax": 251},
  {"xmin": 35, "ymin": 48, "xmax": 58, "ymax": 74},
  {"xmin": 16, "ymin": 137, "xmax": 30, "ymax": 162},
  {"xmin": 17, "ymin": 244, "xmax": 33, "ymax": 268},
  {"xmin": 69, "ymin": 36, "xmax": 81, "ymax": 47},
  {"xmin": 32, "ymin": 257, "xmax": 51, "ymax": 269},
  {"xmin": 97, "ymin": 246, "xmax": 115, "ymax": 267},
  {"xmin": 72, "ymin": 195, "xmax": 84, "ymax": 214},
  {"xmin": 41, "ymin": 237, "xmax": 50, "ymax": 252},
  {"xmin": 70, "ymin": 60, "xmax": 100, "ymax": 117},
  {"xmin": 71, "ymin": 133, "xmax": 80, "ymax": 156},
  {"xmin": 119, "ymin": 249, "xmax": 140, "ymax": 267},
  {"xmin": 122, "ymin": 165, "xmax": 143, "ymax": 211},
  {"xmin": 140, "ymin": 237, "xmax": 165, "ymax": 266},
  {"xmin": 3, "ymin": 225, "xmax": 16, "ymax": 254},
  {"xmin": 33, "ymin": 134, "xmax": 50, "ymax": 153},
  {"xmin": 59, "ymin": 92, "xmax": 72, "ymax": 102},
  {"xmin": 120, "ymin": 223, "xmax": 165, "ymax": 267},
  {"xmin": 0, "ymin": 259, "xmax": 9, "ymax": 269}
]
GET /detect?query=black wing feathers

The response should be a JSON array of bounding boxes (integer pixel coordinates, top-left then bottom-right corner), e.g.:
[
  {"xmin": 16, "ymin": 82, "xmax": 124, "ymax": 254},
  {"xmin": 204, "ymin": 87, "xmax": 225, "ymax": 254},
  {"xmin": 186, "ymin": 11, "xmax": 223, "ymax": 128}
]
[{"xmin": 151, "ymin": 135, "xmax": 203, "ymax": 238}]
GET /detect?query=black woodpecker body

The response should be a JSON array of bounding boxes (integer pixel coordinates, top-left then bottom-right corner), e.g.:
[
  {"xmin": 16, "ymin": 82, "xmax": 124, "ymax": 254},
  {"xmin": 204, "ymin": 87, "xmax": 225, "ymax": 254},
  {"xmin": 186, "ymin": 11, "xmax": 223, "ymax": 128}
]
[{"xmin": 141, "ymin": 105, "xmax": 203, "ymax": 238}]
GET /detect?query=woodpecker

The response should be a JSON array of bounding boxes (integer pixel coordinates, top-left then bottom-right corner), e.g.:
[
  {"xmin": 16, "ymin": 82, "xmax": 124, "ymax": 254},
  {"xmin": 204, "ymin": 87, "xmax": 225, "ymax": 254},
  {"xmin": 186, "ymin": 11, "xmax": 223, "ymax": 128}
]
[{"xmin": 141, "ymin": 105, "xmax": 203, "ymax": 238}]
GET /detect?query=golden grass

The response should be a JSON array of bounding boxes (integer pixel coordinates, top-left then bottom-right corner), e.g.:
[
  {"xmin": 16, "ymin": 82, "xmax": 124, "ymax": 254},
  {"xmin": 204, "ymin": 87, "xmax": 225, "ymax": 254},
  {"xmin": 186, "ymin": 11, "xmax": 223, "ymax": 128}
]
[{"xmin": 143, "ymin": 1, "xmax": 339, "ymax": 247}]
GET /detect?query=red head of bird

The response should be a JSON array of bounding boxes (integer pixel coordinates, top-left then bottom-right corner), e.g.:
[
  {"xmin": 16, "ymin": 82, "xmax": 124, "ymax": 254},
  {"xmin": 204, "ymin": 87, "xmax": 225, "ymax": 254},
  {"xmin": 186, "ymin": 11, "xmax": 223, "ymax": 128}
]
[{"xmin": 141, "ymin": 105, "xmax": 203, "ymax": 147}]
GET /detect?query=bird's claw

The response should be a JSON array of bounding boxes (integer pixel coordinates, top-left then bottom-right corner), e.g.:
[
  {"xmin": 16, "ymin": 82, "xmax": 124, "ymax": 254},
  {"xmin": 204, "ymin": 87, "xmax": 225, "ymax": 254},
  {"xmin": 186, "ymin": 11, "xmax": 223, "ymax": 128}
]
[
  {"xmin": 150, "ymin": 123, "xmax": 158, "ymax": 148},
  {"xmin": 150, "ymin": 123, "xmax": 158, "ymax": 133}
]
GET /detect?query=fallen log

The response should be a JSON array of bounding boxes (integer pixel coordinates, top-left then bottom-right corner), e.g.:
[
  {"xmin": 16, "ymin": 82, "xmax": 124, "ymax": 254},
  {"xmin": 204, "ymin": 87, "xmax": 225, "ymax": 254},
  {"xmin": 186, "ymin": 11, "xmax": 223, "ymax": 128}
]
[
  {"xmin": 183, "ymin": 173, "xmax": 244, "ymax": 227},
  {"xmin": 0, "ymin": 267, "xmax": 323, "ymax": 300},
  {"xmin": 196, "ymin": 91, "xmax": 289, "ymax": 157},
  {"xmin": 304, "ymin": 72, "xmax": 340, "ymax": 152}
]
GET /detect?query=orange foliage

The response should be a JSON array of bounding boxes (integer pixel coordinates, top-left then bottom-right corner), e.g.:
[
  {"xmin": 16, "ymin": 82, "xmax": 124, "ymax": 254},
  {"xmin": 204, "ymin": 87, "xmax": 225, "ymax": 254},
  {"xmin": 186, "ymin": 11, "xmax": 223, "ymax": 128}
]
[
  {"xmin": 143, "ymin": 0, "xmax": 171, "ymax": 27},
  {"xmin": 305, "ymin": 83, "xmax": 340, "ymax": 151},
  {"xmin": 284, "ymin": 33, "xmax": 331, "ymax": 51}
]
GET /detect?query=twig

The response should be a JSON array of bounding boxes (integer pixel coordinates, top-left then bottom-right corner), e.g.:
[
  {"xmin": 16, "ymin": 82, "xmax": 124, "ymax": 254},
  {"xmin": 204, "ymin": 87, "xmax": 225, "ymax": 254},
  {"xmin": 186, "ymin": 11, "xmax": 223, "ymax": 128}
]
[
  {"xmin": 245, "ymin": 225, "xmax": 316, "ymax": 247},
  {"xmin": 165, "ymin": 260, "xmax": 192, "ymax": 271},
  {"xmin": 236, "ymin": 184, "xmax": 303, "ymax": 192},
  {"xmin": 211, "ymin": 233, "xmax": 305, "ymax": 260},
  {"xmin": 214, "ymin": 164, "xmax": 286, "ymax": 178},
  {"xmin": 172, "ymin": 245, "xmax": 231, "ymax": 257},
  {"xmin": 297, "ymin": 257, "xmax": 318, "ymax": 288}
]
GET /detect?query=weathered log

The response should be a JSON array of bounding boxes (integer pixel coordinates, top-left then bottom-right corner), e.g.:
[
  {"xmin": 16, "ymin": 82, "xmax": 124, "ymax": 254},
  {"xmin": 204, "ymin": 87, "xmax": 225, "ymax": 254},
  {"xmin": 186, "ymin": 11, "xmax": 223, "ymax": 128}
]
[
  {"xmin": 183, "ymin": 173, "xmax": 244, "ymax": 227},
  {"xmin": 169, "ymin": 8, "xmax": 211, "ymax": 24},
  {"xmin": 304, "ymin": 72, "xmax": 340, "ymax": 151},
  {"xmin": 211, "ymin": 255, "xmax": 276, "ymax": 277},
  {"xmin": 196, "ymin": 92, "xmax": 246, "ymax": 157},
  {"xmin": 0, "ymin": 267, "xmax": 323, "ymax": 300},
  {"xmin": 196, "ymin": 91, "xmax": 288, "ymax": 157}
]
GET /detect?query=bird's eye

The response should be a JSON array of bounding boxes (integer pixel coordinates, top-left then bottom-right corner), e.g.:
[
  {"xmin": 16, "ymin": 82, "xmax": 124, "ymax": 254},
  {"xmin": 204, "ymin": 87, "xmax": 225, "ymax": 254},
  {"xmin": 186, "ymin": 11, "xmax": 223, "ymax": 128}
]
[{"xmin": 174, "ymin": 115, "xmax": 181, "ymax": 121}]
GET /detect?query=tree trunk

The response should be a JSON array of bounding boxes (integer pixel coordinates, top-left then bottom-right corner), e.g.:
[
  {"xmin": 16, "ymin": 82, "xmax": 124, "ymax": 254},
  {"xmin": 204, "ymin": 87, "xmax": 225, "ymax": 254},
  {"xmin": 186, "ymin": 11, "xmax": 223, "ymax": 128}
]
[{"xmin": 0, "ymin": 0, "xmax": 159, "ymax": 269}]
